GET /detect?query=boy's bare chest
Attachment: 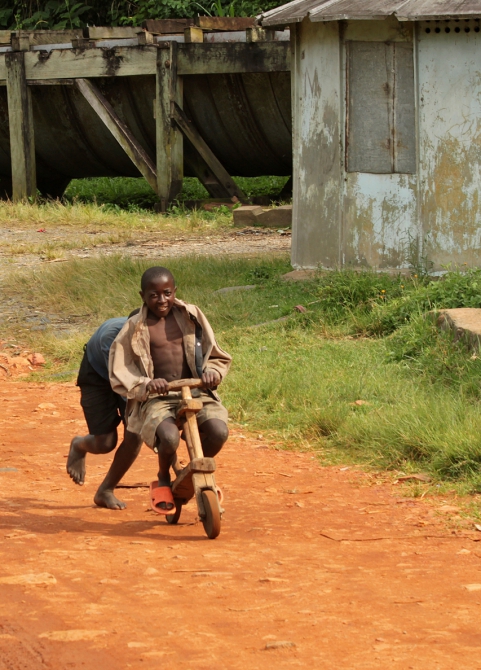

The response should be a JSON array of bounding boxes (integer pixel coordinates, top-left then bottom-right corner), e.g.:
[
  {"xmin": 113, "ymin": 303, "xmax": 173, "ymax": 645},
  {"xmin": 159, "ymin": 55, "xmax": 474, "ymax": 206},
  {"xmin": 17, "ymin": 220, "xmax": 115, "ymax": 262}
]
[{"xmin": 147, "ymin": 315, "xmax": 184, "ymax": 351}]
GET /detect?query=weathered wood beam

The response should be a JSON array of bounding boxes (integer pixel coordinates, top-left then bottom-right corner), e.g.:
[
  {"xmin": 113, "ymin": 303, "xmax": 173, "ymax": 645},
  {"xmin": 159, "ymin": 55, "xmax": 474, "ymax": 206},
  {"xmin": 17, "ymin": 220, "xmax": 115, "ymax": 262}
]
[
  {"xmin": 142, "ymin": 19, "xmax": 194, "ymax": 34},
  {"xmin": 177, "ymin": 42, "xmax": 290, "ymax": 75},
  {"xmin": 75, "ymin": 78, "xmax": 157, "ymax": 194},
  {"xmin": 5, "ymin": 42, "xmax": 290, "ymax": 82},
  {"xmin": 194, "ymin": 17, "xmax": 255, "ymax": 31},
  {"xmin": 156, "ymin": 42, "xmax": 183, "ymax": 210},
  {"xmin": 171, "ymin": 102, "xmax": 245, "ymax": 200},
  {"xmin": 5, "ymin": 51, "xmax": 36, "ymax": 202}
]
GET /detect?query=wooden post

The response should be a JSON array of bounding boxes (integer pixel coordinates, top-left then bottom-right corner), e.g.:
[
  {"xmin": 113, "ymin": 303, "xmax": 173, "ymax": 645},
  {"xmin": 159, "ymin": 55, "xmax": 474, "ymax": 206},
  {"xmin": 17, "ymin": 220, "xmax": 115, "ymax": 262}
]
[
  {"xmin": 156, "ymin": 41, "xmax": 183, "ymax": 211},
  {"xmin": 5, "ymin": 51, "xmax": 36, "ymax": 202}
]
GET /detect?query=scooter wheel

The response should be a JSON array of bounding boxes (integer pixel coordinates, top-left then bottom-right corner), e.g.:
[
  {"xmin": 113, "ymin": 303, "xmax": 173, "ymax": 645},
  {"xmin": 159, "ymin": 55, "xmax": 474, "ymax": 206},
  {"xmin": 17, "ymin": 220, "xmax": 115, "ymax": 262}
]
[
  {"xmin": 201, "ymin": 489, "xmax": 221, "ymax": 539},
  {"xmin": 166, "ymin": 500, "xmax": 182, "ymax": 525}
]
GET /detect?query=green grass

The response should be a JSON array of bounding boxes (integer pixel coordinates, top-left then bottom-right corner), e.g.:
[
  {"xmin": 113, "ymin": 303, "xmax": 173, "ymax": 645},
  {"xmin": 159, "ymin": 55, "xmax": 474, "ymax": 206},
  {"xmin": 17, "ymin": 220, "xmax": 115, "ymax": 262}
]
[
  {"xmin": 3, "ymin": 256, "xmax": 481, "ymax": 494},
  {"xmin": 64, "ymin": 176, "xmax": 290, "ymax": 210}
]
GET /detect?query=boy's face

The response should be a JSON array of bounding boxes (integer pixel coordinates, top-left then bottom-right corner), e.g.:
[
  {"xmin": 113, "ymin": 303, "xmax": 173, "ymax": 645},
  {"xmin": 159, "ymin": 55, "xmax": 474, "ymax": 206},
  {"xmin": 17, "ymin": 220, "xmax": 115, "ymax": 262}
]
[{"xmin": 140, "ymin": 275, "xmax": 176, "ymax": 319}]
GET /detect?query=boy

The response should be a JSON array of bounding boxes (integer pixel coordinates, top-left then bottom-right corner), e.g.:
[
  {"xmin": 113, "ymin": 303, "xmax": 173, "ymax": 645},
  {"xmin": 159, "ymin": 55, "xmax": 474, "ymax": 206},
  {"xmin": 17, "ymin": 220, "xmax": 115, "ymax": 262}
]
[
  {"xmin": 109, "ymin": 266, "xmax": 231, "ymax": 513},
  {"xmin": 67, "ymin": 313, "xmax": 143, "ymax": 510}
]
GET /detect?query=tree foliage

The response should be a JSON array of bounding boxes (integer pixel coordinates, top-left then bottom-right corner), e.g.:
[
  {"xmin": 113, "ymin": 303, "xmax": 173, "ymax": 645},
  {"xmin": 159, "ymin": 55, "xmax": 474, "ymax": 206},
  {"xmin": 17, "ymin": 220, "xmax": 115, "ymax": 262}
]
[{"xmin": 0, "ymin": 0, "xmax": 282, "ymax": 29}]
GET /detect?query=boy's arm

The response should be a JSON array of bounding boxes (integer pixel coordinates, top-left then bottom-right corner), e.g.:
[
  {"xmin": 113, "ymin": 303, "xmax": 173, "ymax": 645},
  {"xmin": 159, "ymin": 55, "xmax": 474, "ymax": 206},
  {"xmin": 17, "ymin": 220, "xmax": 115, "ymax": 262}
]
[
  {"xmin": 108, "ymin": 320, "xmax": 152, "ymax": 401},
  {"xmin": 193, "ymin": 306, "xmax": 232, "ymax": 382}
]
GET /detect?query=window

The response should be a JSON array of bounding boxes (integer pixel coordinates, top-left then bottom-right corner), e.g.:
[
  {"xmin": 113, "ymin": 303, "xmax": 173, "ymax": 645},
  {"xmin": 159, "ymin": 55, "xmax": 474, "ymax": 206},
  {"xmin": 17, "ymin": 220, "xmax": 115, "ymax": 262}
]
[{"xmin": 346, "ymin": 41, "xmax": 416, "ymax": 174}]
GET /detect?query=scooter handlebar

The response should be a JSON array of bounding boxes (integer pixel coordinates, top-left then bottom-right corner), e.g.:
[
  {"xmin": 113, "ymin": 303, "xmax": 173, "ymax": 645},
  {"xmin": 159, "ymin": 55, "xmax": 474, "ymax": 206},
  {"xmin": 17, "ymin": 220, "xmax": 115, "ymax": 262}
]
[{"xmin": 166, "ymin": 378, "xmax": 205, "ymax": 392}]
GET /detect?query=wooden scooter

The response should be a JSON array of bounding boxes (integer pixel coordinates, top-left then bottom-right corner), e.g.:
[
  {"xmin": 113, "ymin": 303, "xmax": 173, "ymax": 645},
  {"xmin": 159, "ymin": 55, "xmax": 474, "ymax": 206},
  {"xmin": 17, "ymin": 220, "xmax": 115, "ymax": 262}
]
[{"xmin": 162, "ymin": 378, "xmax": 223, "ymax": 539}]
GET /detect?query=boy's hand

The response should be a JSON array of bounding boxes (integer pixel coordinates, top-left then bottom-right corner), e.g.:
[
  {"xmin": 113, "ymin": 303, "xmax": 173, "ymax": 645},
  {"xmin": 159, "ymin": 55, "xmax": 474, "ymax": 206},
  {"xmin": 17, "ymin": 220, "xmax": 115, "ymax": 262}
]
[
  {"xmin": 147, "ymin": 378, "xmax": 170, "ymax": 395},
  {"xmin": 202, "ymin": 369, "xmax": 220, "ymax": 389}
]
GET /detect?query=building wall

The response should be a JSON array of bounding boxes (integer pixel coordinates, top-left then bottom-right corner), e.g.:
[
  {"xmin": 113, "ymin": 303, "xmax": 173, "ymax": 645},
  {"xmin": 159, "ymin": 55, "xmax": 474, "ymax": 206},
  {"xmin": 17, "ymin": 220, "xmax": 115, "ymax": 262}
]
[
  {"xmin": 418, "ymin": 21, "xmax": 481, "ymax": 268},
  {"xmin": 292, "ymin": 17, "xmax": 481, "ymax": 270},
  {"xmin": 291, "ymin": 18, "xmax": 341, "ymax": 269}
]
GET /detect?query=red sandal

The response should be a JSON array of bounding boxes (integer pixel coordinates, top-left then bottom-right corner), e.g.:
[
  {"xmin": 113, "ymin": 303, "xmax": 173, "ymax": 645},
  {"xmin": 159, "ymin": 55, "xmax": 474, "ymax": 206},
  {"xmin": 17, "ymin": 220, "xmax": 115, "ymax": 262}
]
[{"xmin": 150, "ymin": 481, "xmax": 175, "ymax": 515}]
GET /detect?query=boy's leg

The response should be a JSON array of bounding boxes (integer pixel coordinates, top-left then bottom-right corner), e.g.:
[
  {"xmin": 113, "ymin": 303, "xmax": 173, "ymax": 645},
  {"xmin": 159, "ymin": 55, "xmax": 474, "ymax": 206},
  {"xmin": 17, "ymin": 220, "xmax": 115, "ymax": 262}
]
[
  {"xmin": 67, "ymin": 430, "xmax": 118, "ymax": 486},
  {"xmin": 94, "ymin": 430, "xmax": 143, "ymax": 510},
  {"xmin": 68, "ymin": 352, "xmax": 124, "ymax": 486},
  {"xmin": 154, "ymin": 417, "xmax": 180, "ymax": 510},
  {"xmin": 199, "ymin": 419, "xmax": 229, "ymax": 458}
]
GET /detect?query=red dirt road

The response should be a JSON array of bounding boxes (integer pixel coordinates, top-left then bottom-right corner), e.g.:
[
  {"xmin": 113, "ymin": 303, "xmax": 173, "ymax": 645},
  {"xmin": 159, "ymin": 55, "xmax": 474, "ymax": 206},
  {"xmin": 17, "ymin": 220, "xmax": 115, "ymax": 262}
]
[{"xmin": 1, "ymin": 382, "xmax": 481, "ymax": 670}]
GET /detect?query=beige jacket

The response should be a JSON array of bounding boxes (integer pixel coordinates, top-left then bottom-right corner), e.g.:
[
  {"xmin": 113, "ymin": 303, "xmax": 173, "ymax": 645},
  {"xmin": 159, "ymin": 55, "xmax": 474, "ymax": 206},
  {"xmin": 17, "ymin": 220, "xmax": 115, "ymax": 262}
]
[{"xmin": 108, "ymin": 300, "xmax": 231, "ymax": 431}]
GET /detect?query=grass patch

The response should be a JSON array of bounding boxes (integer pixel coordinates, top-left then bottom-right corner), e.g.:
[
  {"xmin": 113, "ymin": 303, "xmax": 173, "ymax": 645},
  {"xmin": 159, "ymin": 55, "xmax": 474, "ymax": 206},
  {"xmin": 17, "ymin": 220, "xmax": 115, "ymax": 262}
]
[
  {"xmin": 3, "ymin": 257, "xmax": 481, "ymax": 494},
  {"xmin": 64, "ymin": 176, "xmax": 290, "ymax": 209}
]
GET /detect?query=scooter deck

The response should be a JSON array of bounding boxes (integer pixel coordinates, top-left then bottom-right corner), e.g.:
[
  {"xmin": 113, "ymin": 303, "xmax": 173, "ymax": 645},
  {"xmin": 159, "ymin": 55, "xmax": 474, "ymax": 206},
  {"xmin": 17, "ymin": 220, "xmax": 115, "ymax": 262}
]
[{"xmin": 171, "ymin": 457, "xmax": 216, "ymax": 503}]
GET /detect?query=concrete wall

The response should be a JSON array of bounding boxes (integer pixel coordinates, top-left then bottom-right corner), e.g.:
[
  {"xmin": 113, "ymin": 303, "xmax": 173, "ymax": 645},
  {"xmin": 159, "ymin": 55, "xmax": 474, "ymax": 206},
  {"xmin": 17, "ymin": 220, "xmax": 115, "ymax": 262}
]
[
  {"xmin": 291, "ymin": 19, "xmax": 341, "ymax": 269},
  {"xmin": 418, "ymin": 23, "xmax": 481, "ymax": 268},
  {"xmin": 291, "ymin": 17, "xmax": 481, "ymax": 271}
]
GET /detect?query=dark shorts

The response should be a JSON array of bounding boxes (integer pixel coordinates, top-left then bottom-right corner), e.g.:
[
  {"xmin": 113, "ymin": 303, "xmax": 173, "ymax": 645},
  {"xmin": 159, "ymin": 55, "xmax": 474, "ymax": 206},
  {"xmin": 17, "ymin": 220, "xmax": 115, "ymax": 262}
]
[{"xmin": 77, "ymin": 350, "xmax": 125, "ymax": 436}]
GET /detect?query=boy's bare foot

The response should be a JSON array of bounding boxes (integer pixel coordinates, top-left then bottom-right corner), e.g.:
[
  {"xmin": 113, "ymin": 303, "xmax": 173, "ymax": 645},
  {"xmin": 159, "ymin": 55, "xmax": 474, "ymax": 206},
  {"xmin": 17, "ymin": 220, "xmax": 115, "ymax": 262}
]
[
  {"xmin": 94, "ymin": 487, "xmax": 126, "ymax": 510},
  {"xmin": 67, "ymin": 437, "xmax": 86, "ymax": 485}
]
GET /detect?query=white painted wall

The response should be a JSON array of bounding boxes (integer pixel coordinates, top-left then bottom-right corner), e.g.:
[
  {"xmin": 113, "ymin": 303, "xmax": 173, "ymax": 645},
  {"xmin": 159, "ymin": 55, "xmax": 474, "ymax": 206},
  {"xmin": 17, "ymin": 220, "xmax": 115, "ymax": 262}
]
[
  {"xmin": 418, "ymin": 24, "xmax": 481, "ymax": 268},
  {"xmin": 291, "ymin": 18, "xmax": 341, "ymax": 269},
  {"xmin": 291, "ymin": 17, "xmax": 481, "ymax": 270}
]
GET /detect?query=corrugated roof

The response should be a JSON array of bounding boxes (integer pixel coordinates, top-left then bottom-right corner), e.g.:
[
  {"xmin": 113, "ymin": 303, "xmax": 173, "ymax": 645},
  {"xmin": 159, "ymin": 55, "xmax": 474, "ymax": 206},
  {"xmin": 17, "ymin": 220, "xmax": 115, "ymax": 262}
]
[{"xmin": 259, "ymin": 0, "xmax": 481, "ymax": 26}]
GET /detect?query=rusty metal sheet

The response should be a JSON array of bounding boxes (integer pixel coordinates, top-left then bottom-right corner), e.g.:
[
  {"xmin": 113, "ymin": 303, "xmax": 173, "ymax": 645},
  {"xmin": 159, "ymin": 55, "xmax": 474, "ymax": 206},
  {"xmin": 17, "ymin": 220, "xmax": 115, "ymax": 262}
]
[
  {"xmin": 347, "ymin": 41, "xmax": 393, "ymax": 173},
  {"xmin": 259, "ymin": 0, "xmax": 481, "ymax": 27},
  {"xmin": 393, "ymin": 41, "xmax": 415, "ymax": 173},
  {"xmin": 347, "ymin": 41, "xmax": 415, "ymax": 174},
  {"xmin": 0, "ymin": 71, "xmax": 291, "ymax": 197}
]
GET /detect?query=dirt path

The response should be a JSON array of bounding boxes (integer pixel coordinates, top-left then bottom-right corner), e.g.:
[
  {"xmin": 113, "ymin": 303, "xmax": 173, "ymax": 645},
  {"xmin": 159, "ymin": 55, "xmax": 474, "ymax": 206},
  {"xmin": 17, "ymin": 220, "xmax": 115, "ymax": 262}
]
[
  {"xmin": 1, "ymin": 382, "xmax": 481, "ymax": 670},
  {"xmin": 0, "ymin": 227, "xmax": 291, "ymax": 280}
]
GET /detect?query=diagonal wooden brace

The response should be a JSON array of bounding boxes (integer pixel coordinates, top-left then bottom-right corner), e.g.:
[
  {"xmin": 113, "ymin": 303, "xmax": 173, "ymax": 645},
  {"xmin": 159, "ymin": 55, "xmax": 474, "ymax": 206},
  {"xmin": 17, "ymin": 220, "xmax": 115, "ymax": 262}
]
[
  {"xmin": 75, "ymin": 77, "xmax": 158, "ymax": 194},
  {"xmin": 171, "ymin": 102, "xmax": 245, "ymax": 200}
]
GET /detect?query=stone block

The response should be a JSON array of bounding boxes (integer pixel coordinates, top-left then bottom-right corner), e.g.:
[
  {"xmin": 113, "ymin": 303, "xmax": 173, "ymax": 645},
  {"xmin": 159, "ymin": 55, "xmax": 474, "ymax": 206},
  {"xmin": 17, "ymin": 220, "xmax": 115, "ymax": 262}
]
[
  {"xmin": 233, "ymin": 205, "xmax": 263, "ymax": 227},
  {"xmin": 233, "ymin": 204, "xmax": 292, "ymax": 228},
  {"xmin": 255, "ymin": 204, "xmax": 292, "ymax": 228},
  {"xmin": 435, "ymin": 308, "xmax": 481, "ymax": 350}
]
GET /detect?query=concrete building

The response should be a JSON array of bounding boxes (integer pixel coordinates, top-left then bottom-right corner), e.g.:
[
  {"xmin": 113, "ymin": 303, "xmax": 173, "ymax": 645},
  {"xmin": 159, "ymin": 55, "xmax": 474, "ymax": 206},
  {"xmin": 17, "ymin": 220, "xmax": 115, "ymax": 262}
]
[{"xmin": 259, "ymin": 0, "xmax": 481, "ymax": 271}]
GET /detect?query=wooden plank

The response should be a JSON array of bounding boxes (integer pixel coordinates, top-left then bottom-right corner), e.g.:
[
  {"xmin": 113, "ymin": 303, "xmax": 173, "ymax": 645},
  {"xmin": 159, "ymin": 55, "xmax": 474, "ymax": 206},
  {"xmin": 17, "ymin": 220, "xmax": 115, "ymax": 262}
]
[
  {"xmin": 5, "ymin": 51, "xmax": 36, "ymax": 201},
  {"xmin": 75, "ymin": 78, "xmax": 158, "ymax": 193},
  {"xmin": 172, "ymin": 102, "xmax": 245, "ymax": 200},
  {"xmin": 87, "ymin": 27, "xmax": 140, "ymax": 40},
  {"xmin": 177, "ymin": 42, "xmax": 290, "ymax": 74},
  {"xmin": 16, "ymin": 43, "xmax": 289, "ymax": 80},
  {"xmin": 12, "ymin": 29, "xmax": 82, "ymax": 46},
  {"xmin": 195, "ymin": 17, "xmax": 255, "ymax": 31},
  {"xmin": 156, "ymin": 42, "xmax": 183, "ymax": 208},
  {"xmin": 23, "ymin": 46, "xmax": 158, "ymax": 80},
  {"xmin": 143, "ymin": 19, "xmax": 194, "ymax": 34}
]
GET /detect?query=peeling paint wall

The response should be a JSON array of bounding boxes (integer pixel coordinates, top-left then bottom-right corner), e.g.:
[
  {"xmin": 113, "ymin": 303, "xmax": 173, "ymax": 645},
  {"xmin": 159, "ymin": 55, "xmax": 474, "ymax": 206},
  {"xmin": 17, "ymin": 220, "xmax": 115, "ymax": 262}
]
[
  {"xmin": 291, "ymin": 16, "xmax": 481, "ymax": 271},
  {"xmin": 418, "ymin": 23, "xmax": 481, "ymax": 268},
  {"xmin": 291, "ymin": 19, "xmax": 341, "ymax": 269}
]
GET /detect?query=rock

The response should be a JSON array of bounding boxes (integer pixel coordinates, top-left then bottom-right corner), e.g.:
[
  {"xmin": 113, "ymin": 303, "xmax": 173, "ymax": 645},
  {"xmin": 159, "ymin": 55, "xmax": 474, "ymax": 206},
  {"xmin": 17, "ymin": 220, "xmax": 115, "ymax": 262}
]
[
  {"xmin": 37, "ymin": 403, "xmax": 56, "ymax": 410},
  {"xmin": 464, "ymin": 584, "xmax": 481, "ymax": 591},
  {"xmin": 435, "ymin": 308, "xmax": 481, "ymax": 350},
  {"xmin": 281, "ymin": 269, "xmax": 317, "ymax": 282},
  {"xmin": 0, "ymin": 573, "xmax": 56, "ymax": 585},
  {"xmin": 264, "ymin": 641, "xmax": 296, "ymax": 650},
  {"xmin": 144, "ymin": 567, "xmax": 159, "ymax": 576},
  {"xmin": 27, "ymin": 353, "xmax": 45, "ymax": 366},
  {"xmin": 39, "ymin": 629, "xmax": 108, "ymax": 641}
]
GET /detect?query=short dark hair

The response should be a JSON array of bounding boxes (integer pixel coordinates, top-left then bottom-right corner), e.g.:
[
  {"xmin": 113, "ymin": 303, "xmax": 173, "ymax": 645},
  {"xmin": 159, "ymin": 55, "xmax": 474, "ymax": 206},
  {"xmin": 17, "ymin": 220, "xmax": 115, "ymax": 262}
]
[{"xmin": 140, "ymin": 266, "xmax": 175, "ymax": 291}]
